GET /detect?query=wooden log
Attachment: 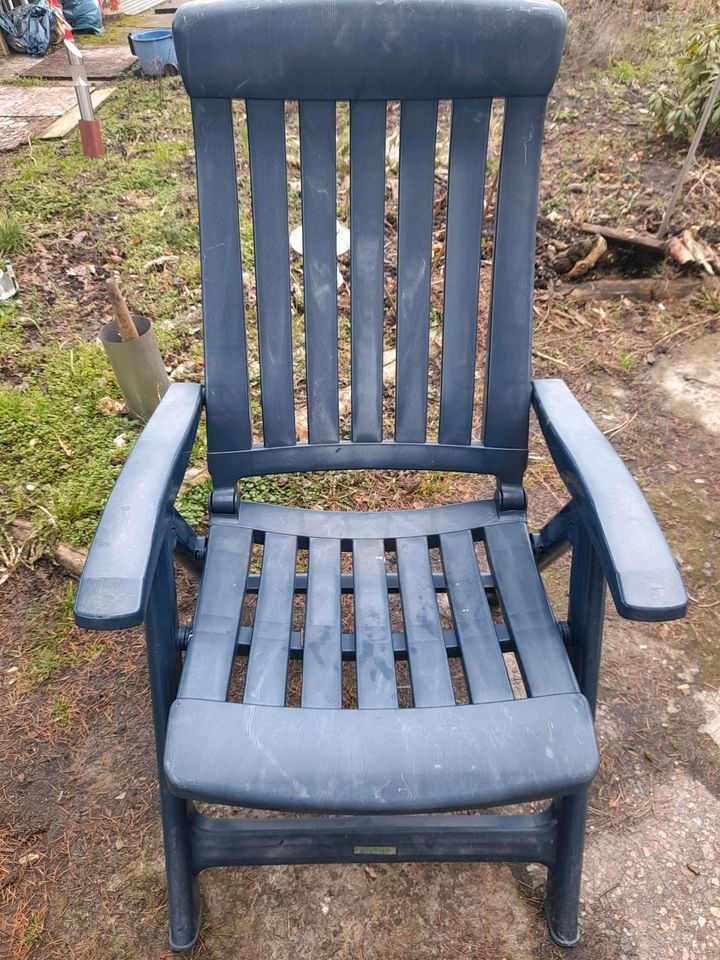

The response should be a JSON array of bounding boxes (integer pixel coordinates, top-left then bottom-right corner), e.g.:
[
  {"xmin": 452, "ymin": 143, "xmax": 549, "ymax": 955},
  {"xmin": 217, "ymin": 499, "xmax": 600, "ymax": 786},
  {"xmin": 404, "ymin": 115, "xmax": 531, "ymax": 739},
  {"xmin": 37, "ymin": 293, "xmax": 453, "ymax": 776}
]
[
  {"xmin": 577, "ymin": 222, "xmax": 667, "ymax": 256},
  {"xmin": 559, "ymin": 275, "xmax": 718, "ymax": 303},
  {"xmin": 6, "ymin": 518, "xmax": 87, "ymax": 578}
]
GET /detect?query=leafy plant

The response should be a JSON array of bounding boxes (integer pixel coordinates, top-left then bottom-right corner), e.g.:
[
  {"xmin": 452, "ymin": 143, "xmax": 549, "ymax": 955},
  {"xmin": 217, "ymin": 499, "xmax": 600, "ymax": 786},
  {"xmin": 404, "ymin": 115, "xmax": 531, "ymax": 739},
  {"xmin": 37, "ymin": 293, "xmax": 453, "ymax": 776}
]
[{"xmin": 650, "ymin": 24, "xmax": 720, "ymax": 141}]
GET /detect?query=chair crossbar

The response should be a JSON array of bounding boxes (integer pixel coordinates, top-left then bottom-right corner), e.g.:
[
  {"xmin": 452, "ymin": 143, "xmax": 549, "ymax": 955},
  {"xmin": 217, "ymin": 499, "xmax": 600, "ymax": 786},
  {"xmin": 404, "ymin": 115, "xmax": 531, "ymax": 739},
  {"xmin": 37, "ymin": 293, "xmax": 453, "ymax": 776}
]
[
  {"xmin": 243, "ymin": 570, "xmax": 496, "ymax": 595},
  {"xmin": 177, "ymin": 623, "xmax": 514, "ymax": 661},
  {"xmin": 190, "ymin": 810, "xmax": 558, "ymax": 872}
]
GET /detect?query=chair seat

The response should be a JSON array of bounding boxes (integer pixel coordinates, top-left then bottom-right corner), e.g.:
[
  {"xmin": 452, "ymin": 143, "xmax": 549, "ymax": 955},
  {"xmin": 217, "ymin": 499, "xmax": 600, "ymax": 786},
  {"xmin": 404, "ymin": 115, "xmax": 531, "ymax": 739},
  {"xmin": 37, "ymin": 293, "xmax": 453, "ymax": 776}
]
[{"xmin": 165, "ymin": 498, "xmax": 599, "ymax": 812}]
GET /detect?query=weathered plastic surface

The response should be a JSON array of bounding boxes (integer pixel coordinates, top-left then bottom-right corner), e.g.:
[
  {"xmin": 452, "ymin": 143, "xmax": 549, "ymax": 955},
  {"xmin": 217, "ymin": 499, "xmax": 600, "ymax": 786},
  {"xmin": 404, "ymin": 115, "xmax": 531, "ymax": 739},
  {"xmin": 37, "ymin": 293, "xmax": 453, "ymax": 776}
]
[
  {"xmin": 72, "ymin": 0, "xmax": 688, "ymax": 950},
  {"xmin": 74, "ymin": 382, "xmax": 202, "ymax": 630},
  {"xmin": 177, "ymin": 0, "xmax": 564, "ymax": 491},
  {"xmin": 532, "ymin": 379, "xmax": 688, "ymax": 622},
  {"xmin": 166, "ymin": 696, "xmax": 599, "ymax": 813}
]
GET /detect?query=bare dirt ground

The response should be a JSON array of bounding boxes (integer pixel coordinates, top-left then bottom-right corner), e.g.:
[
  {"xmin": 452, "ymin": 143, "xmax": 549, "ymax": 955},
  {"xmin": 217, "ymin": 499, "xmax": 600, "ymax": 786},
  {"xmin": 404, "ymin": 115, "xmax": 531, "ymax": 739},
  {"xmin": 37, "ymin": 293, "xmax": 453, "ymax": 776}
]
[{"xmin": 3, "ymin": 6, "xmax": 720, "ymax": 960}]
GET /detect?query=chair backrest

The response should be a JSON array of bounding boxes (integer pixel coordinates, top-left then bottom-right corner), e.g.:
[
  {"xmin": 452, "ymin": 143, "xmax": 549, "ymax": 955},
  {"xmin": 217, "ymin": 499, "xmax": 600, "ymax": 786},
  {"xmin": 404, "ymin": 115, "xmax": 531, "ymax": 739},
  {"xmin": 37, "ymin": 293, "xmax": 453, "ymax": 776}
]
[{"xmin": 173, "ymin": 0, "xmax": 567, "ymax": 494}]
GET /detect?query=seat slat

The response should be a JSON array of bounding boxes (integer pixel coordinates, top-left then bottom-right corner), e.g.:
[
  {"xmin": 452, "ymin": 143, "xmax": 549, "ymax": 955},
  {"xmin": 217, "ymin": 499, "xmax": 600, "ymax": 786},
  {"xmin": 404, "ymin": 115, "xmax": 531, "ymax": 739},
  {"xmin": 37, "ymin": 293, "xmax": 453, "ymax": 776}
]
[
  {"xmin": 247, "ymin": 98, "xmax": 296, "ymax": 448},
  {"xmin": 301, "ymin": 538, "xmax": 342, "ymax": 708},
  {"xmin": 438, "ymin": 98, "xmax": 491, "ymax": 445},
  {"xmin": 179, "ymin": 525, "xmax": 252, "ymax": 701},
  {"xmin": 483, "ymin": 521, "xmax": 579, "ymax": 697},
  {"xmin": 353, "ymin": 539, "xmax": 398, "ymax": 708},
  {"xmin": 483, "ymin": 96, "xmax": 546, "ymax": 452},
  {"xmin": 350, "ymin": 100, "xmax": 387, "ymax": 443},
  {"xmin": 394, "ymin": 99, "xmax": 438, "ymax": 443},
  {"xmin": 440, "ymin": 530, "xmax": 513, "ymax": 703},
  {"xmin": 192, "ymin": 98, "xmax": 252, "ymax": 452},
  {"xmin": 396, "ymin": 537, "xmax": 455, "ymax": 707},
  {"xmin": 299, "ymin": 101, "xmax": 340, "ymax": 444},
  {"xmin": 244, "ymin": 533, "xmax": 298, "ymax": 705}
]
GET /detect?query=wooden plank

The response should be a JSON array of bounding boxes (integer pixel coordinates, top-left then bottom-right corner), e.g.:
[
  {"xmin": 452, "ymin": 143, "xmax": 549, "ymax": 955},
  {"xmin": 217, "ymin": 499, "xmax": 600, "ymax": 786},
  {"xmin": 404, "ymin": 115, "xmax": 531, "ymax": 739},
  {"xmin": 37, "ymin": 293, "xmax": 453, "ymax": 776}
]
[
  {"xmin": 39, "ymin": 87, "xmax": 117, "ymax": 140},
  {"xmin": 578, "ymin": 222, "xmax": 667, "ymax": 255}
]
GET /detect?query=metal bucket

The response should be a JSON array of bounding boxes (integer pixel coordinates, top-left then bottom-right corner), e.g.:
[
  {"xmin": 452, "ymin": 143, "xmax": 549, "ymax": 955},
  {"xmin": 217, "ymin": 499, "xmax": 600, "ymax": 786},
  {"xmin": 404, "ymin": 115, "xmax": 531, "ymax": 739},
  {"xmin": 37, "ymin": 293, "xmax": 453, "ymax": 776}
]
[{"xmin": 100, "ymin": 314, "xmax": 170, "ymax": 421}]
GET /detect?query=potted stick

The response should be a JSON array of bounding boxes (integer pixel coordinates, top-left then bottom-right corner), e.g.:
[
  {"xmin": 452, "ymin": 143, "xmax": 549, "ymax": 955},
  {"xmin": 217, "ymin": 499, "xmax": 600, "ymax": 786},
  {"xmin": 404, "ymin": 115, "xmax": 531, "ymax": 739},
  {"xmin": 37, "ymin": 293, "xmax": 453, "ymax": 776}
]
[{"xmin": 100, "ymin": 279, "xmax": 170, "ymax": 421}]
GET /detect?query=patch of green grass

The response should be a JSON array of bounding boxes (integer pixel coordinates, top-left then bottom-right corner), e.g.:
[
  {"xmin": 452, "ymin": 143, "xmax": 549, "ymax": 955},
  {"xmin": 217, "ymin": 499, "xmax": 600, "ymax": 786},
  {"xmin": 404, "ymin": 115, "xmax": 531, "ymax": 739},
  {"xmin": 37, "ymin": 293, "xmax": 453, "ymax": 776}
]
[
  {"xmin": 694, "ymin": 288, "xmax": 720, "ymax": 314},
  {"xmin": 618, "ymin": 349, "xmax": 640, "ymax": 373},
  {"xmin": 50, "ymin": 695, "xmax": 73, "ymax": 730},
  {"xmin": 607, "ymin": 58, "xmax": 653, "ymax": 86},
  {"xmin": 0, "ymin": 214, "xmax": 27, "ymax": 257},
  {"xmin": 0, "ymin": 78, "xmax": 211, "ymax": 545},
  {"xmin": 19, "ymin": 582, "xmax": 105, "ymax": 689},
  {"xmin": 19, "ymin": 911, "xmax": 45, "ymax": 949},
  {"xmin": 78, "ymin": 15, "xmax": 143, "ymax": 46}
]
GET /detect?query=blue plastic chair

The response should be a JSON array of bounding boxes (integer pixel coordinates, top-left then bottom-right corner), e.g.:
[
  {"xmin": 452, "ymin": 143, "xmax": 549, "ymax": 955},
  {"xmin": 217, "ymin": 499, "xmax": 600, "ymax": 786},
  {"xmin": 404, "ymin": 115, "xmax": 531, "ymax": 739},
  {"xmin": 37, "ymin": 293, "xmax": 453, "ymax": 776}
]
[{"xmin": 74, "ymin": 0, "xmax": 687, "ymax": 950}]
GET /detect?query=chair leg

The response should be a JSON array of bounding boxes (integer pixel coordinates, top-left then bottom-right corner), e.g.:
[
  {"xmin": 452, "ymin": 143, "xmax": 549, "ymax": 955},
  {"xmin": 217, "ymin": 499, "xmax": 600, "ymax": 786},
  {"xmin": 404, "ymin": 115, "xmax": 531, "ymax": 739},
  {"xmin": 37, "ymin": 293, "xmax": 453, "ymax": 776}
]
[
  {"xmin": 145, "ymin": 534, "xmax": 201, "ymax": 952},
  {"xmin": 545, "ymin": 519, "xmax": 605, "ymax": 947},
  {"xmin": 545, "ymin": 790, "xmax": 587, "ymax": 947}
]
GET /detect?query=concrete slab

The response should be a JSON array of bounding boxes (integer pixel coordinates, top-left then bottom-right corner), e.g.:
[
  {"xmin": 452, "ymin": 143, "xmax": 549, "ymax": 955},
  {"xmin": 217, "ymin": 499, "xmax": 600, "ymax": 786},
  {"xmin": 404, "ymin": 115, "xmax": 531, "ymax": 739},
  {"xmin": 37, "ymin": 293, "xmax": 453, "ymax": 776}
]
[
  {"xmin": 582, "ymin": 773, "xmax": 720, "ymax": 959},
  {"xmin": 0, "ymin": 84, "xmax": 78, "ymax": 118},
  {"xmin": 0, "ymin": 115, "xmax": 49, "ymax": 151},
  {"xmin": 654, "ymin": 333, "xmax": 720, "ymax": 435},
  {"xmin": 20, "ymin": 44, "xmax": 136, "ymax": 80},
  {"xmin": 0, "ymin": 84, "xmax": 78, "ymax": 151}
]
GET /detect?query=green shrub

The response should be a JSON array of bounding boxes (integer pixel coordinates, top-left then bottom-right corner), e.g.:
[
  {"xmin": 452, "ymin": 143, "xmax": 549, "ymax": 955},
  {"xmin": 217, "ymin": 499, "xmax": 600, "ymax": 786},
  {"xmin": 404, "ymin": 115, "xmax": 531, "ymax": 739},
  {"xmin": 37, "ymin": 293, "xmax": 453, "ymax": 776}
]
[{"xmin": 650, "ymin": 24, "xmax": 720, "ymax": 140}]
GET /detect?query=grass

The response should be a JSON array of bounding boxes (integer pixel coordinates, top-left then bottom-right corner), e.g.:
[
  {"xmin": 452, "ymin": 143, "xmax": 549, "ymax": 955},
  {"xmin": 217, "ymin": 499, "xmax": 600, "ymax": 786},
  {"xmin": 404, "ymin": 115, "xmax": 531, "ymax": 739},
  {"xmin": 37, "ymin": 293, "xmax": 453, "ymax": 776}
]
[
  {"xmin": 0, "ymin": 78, "xmax": 199, "ymax": 544},
  {"xmin": 78, "ymin": 14, "xmax": 144, "ymax": 46},
  {"xmin": 0, "ymin": 215, "xmax": 27, "ymax": 258},
  {"xmin": 19, "ymin": 910, "xmax": 45, "ymax": 949},
  {"xmin": 15, "ymin": 579, "xmax": 104, "ymax": 690},
  {"xmin": 50, "ymin": 695, "xmax": 73, "ymax": 729}
]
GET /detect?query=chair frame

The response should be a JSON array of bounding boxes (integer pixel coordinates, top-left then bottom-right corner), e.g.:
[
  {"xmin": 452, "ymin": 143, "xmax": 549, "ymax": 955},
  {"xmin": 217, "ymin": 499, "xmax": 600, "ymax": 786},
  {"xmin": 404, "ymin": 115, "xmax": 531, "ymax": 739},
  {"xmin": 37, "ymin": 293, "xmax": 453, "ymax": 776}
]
[{"xmin": 74, "ymin": 0, "xmax": 687, "ymax": 950}]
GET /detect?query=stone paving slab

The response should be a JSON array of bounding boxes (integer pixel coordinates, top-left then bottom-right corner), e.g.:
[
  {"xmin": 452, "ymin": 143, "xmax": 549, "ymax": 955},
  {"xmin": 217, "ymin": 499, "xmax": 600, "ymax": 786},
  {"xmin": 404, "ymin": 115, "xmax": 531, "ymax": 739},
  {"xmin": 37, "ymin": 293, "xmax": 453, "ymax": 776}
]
[
  {"xmin": 0, "ymin": 84, "xmax": 78, "ymax": 118},
  {"xmin": 20, "ymin": 44, "xmax": 135, "ymax": 79},
  {"xmin": 0, "ymin": 115, "xmax": 49, "ymax": 151},
  {"xmin": 0, "ymin": 84, "xmax": 80, "ymax": 151}
]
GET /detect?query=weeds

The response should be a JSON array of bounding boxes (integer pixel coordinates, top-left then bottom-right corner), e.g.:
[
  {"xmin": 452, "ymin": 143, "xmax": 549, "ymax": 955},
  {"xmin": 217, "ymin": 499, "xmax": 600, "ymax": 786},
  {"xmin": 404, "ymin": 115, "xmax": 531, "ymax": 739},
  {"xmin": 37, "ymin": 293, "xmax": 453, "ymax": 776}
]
[{"xmin": 0, "ymin": 215, "xmax": 27, "ymax": 257}]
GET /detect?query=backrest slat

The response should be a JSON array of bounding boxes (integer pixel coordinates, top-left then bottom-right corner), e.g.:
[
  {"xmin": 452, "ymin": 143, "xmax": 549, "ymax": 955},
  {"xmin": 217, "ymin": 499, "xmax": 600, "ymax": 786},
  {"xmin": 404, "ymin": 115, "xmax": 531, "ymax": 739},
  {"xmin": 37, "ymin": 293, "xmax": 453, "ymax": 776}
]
[
  {"xmin": 247, "ymin": 99, "xmax": 296, "ymax": 447},
  {"xmin": 350, "ymin": 100, "xmax": 387, "ymax": 443},
  {"xmin": 394, "ymin": 100, "xmax": 438, "ymax": 443},
  {"xmin": 299, "ymin": 100, "xmax": 340, "ymax": 444},
  {"xmin": 192, "ymin": 98, "xmax": 252, "ymax": 452},
  {"xmin": 438, "ymin": 98, "xmax": 491, "ymax": 445},
  {"xmin": 483, "ymin": 96, "xmax": 546, "ymax": 451}
]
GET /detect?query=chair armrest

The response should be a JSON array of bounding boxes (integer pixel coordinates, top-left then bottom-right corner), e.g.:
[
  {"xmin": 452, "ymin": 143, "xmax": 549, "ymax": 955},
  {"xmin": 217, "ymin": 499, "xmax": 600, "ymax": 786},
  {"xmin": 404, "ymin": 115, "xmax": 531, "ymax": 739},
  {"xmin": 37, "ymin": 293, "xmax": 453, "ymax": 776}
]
[
  {"xmin": 532, "ymin": 379, "xmax": 687, "ymax": 622},
  {"xmin": 74, "ymin": 383, "xmax": 203, "ymax": 631}
]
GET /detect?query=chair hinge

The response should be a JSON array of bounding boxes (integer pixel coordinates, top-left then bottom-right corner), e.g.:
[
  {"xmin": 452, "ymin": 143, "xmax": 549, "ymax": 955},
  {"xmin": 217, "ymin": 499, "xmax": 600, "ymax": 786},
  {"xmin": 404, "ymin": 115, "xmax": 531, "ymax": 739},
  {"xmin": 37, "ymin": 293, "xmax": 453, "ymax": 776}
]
[
  {"xmin": 494, "ymin": 481, "xmax": 527, "ymax": 513},
  {"xmin": 209, "ymin": 485, "xmax": 238, "ymax": 515},
  {"xmin": 176, "ymin": 626, "xmax": 192, "ymax": 650}
]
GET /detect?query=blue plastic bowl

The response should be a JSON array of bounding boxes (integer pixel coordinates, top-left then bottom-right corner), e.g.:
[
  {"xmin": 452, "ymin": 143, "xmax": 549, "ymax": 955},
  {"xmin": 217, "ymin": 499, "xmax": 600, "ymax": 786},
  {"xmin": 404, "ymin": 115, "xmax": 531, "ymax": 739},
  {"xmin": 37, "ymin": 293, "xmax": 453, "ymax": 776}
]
[{"xmin": 130, "ymin": 29, "xmax": 178, "ymax": 77}]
